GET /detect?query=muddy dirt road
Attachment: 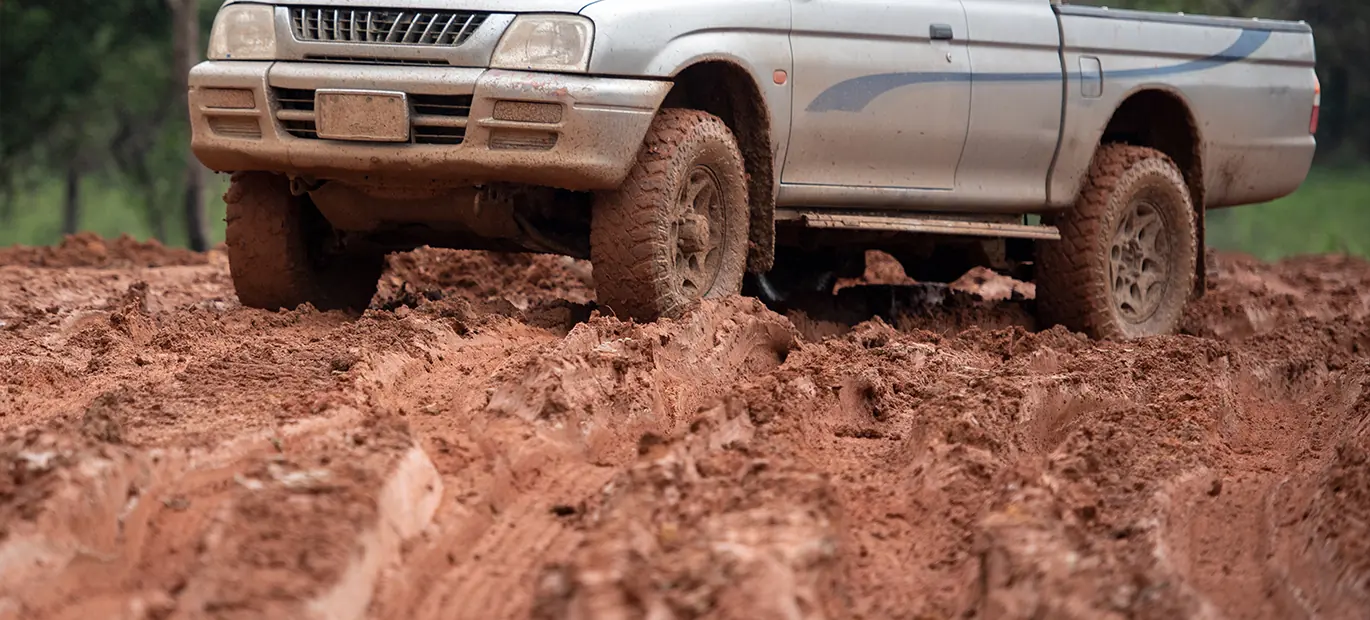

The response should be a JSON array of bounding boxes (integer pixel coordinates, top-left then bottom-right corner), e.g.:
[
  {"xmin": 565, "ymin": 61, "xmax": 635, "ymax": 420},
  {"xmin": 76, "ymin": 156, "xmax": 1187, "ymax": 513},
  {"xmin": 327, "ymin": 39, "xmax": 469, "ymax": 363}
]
[{"xmin": 2, "ymin": 233, "xmax": 1368, "ymax": 620}]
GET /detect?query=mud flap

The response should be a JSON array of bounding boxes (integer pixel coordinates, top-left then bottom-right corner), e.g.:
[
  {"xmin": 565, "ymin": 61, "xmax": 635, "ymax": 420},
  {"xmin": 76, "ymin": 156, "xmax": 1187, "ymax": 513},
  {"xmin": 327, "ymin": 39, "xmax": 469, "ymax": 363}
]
[
  {"xmin": 1194, "ymin": 205, "xmax": 1207, "ymax": 298},
  {"xmin": 747, "ymin": 200, "xmax": 776, "ymax": 274}
]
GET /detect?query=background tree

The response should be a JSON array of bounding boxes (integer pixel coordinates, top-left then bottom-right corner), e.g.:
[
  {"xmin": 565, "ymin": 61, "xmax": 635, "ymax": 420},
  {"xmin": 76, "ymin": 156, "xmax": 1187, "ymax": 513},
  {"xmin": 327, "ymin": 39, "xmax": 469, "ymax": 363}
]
[
  {"xmin": 1, "ymin": 0, "xmax": 208, "ymax": 245},
  {"xmin": 170, "ymin": 0, "xmax": 209, "ymax": 250}
]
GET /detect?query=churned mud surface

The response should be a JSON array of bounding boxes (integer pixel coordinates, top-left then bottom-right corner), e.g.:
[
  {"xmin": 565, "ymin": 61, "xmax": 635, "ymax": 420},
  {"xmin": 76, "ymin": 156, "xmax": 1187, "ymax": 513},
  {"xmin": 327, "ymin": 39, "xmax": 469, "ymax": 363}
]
[{"xmin": 2, "ymin": 238, "xmax": 1368, "ymax": 620}]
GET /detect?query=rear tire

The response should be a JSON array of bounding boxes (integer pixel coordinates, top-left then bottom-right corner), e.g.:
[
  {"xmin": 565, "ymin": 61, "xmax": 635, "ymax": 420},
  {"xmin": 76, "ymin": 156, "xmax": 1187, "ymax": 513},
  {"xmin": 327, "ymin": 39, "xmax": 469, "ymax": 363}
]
[
  {"xmin": 590, "ymin": 109, "xmax": 750, "ymax": 321},
  {"xmin": 1035, "ymin": 144, "xmax": 1197, "ymax": 340},
  {"xmin": 224, "ymin": 172, "xmax": 382, "ymax": 311}
]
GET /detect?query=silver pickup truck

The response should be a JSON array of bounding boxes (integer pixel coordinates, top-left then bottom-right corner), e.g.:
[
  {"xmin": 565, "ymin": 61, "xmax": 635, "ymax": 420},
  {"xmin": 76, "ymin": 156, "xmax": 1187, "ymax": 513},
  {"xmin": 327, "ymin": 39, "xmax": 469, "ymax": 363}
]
[{"xmin": 189, "ymin": 0, "xmax": 1319, "ymax": 339}]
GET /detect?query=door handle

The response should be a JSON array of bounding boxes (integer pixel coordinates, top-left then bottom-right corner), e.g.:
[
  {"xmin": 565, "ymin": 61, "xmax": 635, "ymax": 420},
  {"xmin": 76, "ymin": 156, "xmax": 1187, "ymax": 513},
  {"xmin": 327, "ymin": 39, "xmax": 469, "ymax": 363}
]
[{"xmin": 930, "ymin": 23, "xmax": 954, "ymax": 40}]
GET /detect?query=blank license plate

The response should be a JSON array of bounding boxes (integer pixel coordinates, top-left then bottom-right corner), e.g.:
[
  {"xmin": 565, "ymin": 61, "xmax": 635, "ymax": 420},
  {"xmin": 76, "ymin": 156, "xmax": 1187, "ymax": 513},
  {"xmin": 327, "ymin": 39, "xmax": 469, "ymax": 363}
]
[{"xmin": 315, "ymin": 89, "xmax": 410, "ymax": 142}]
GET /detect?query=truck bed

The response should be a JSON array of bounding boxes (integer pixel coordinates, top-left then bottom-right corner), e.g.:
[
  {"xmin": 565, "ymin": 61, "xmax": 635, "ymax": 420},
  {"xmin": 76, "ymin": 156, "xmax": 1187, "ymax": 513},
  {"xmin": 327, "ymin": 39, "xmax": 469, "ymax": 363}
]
[{"xmin": 1050, "ymin": 3, "xmax": 1318, "ymax": 210}]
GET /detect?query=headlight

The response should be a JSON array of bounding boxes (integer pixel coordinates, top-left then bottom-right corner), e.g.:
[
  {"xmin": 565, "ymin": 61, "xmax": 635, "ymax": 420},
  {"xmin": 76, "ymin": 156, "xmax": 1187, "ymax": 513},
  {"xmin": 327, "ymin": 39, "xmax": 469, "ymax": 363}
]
[
  {"xmin": 207, "ymin": 4, "xmax": 278, "ymax": 60},
  {"xmin": 490, "ymin": 15, "xmax": 593, "ymax": 73}
]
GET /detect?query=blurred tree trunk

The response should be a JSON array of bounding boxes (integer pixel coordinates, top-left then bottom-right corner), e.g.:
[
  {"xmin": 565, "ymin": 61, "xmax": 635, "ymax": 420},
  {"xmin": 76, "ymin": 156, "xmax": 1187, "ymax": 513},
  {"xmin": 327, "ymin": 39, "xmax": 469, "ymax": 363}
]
[
  {"xmin": 154, "ymin": 214, "xmax": 169, "ymax": 242},
  {"xmin": 181, "ymin": 163, "xmax": 207, "ymax": 249},
  {"xmin": 1321, "ymin": 64, "xmax": 1349, "ymax": 156},
  {"xmin": 62, "ymin": 166, "xmax": 81, "ymax": 235},
  {"xmin": 170, "ymin": 0, "xmax": 208, "ymax": 251}
]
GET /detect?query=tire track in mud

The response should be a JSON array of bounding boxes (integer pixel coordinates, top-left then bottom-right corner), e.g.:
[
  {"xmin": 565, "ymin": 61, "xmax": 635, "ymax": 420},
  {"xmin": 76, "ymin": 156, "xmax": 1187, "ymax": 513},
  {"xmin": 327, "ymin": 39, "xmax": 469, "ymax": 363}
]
[
  {"xmin": 1166, "ymin": 363, "xmax": 1313, "ymax": 620},
  {"xmin": 1, "ymin": 259, "xmax": 456, "ymax": 619},
  {"xmin": 4, "ymin": 243, "xmax": 1370, "ymax": 620},
  {"xmin": 364, "ymin": 298, "xmax": 797, "ymax": 619}
]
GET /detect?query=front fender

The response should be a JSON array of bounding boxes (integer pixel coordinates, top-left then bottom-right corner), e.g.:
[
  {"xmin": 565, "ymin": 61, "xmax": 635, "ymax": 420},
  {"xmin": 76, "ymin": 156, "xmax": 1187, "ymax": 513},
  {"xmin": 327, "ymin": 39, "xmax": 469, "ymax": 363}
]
[
  {"xmin": 580, "ymin": 0, "xmax": 790, "ymax": 79},
  {"xmin": 581, "ymin": 0, "xmax": 792, "ymax": 273}
]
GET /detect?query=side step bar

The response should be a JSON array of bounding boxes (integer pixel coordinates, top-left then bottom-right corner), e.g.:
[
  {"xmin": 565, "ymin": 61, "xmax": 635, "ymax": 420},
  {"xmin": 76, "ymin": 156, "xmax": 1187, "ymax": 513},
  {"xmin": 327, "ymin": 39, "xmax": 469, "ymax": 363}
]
[{"xmin": 781, "ymin": 210, "xmax": 1061, "ymax": 241}]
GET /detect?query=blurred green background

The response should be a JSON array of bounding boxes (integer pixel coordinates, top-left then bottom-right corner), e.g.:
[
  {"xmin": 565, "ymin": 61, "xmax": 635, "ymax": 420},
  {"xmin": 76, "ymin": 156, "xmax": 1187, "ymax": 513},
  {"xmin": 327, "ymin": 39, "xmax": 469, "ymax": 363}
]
[{"xmin": 1, "ymin": 0, "xmax": 1366, "ymax": 259}]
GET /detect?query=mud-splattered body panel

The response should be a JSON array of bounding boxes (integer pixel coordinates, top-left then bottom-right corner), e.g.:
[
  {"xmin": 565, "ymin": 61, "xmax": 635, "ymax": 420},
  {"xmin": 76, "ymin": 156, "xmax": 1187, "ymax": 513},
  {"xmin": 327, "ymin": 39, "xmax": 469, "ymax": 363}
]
[{"xmin": 191, "ymin": 0, "xmax": 1316, "ymax": 212}]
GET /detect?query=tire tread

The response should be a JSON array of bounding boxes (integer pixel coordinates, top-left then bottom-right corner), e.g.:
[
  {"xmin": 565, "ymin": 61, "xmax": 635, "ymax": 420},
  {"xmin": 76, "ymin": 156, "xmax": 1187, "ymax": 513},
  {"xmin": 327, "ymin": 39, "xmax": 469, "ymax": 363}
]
[
  {"xmin": 1036, "ymin": 144, "xmax": 1197, "ymax": 340},
  {"xmin": 224, "ymin": 172, "xmax": 380, "ymax": 311},
  {"xmin": 591, "ymin": 109, "xmax": 749, "ymax": 320}
]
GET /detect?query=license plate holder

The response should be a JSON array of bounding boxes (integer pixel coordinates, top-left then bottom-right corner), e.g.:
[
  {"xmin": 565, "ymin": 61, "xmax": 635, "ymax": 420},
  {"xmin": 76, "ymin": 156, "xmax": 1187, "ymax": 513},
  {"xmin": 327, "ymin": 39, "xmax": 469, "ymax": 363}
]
[{"xmin": 314, "ymin": 89, "xmax": 410, "ymax": 142}]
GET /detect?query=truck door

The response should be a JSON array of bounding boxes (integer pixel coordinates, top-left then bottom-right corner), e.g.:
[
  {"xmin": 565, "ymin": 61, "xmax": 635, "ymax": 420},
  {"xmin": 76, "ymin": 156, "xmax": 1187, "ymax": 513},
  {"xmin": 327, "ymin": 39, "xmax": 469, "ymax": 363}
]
[
  {"xmin": 783, "ymin": 0, "xmax": 972, "ymax": 191},
  {"xmin": 954, "ymin": 0, "xmax": 1065, "ymax": 207}
]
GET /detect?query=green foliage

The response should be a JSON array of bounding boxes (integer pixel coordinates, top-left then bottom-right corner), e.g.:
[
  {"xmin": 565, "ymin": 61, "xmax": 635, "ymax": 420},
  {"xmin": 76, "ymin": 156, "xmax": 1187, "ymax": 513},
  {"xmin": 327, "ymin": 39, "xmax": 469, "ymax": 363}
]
[
  {"xmin": 0, "ymin": 0, "xmax": 169, "ymax": 172},
  {"xmin": 0, "ymin": 0, "xmax": 217, "ymax": 240},
  {"xmin": 1206, "ymin": 166, "xmax": 1370, "ymax": 260},
  {"xmin": 0, "ymin": 172, "xmax": 230, "ymax": 249}
]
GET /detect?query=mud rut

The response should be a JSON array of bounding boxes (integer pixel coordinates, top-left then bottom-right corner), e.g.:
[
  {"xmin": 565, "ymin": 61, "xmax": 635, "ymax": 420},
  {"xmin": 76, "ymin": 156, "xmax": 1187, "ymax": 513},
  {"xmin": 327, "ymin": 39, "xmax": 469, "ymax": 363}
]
[{"xmin": 2, "ymin": 234, "xmax": 1369, "ymax": 620}]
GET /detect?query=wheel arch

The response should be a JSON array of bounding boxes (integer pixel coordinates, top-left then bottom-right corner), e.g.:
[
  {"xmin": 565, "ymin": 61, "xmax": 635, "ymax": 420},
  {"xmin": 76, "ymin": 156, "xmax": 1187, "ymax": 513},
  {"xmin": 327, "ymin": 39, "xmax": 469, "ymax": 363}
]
[
  {"xmin": 1094, "ymin": 87, "xmax": 1208, "ymax": 294},
  {"xmin": 662, "ymin": 59, "xmax": 776, "ymax": 273}
]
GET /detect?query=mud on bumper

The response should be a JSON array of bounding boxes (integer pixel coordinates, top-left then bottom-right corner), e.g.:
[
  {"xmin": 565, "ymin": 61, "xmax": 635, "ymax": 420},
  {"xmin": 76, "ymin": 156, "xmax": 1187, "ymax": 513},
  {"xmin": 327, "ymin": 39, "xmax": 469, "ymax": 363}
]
[{"xmin": 188, "ymin": 62, "xmax": 672, "ymax": 191}]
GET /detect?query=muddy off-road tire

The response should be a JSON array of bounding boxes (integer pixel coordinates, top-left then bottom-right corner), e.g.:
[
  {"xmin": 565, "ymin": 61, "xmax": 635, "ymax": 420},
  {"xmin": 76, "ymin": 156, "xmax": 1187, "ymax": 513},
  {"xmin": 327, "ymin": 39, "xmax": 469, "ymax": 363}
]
[
  {"xmin": 591, "ymin": 109, "xmax": 749, "ymax": 320},
  {"xmin": 1036, "ymin": 144, "xmax": 1197, "ymax": 340},
  {"xmin": 224, "ymin": 172, "xmax": 383, "ymax": 311}
]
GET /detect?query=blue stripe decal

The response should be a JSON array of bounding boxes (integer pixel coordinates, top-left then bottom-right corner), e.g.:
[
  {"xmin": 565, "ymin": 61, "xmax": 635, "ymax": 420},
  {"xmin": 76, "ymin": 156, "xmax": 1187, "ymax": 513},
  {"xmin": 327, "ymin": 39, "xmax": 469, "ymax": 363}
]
[{"xmin": 806, "ymin": 28, "xmax": 1270, "ymax": 113}]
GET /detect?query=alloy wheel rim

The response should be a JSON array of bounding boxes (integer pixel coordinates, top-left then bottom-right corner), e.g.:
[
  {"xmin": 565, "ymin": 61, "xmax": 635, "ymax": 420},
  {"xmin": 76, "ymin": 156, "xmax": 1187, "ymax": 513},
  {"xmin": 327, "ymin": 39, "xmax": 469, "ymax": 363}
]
[
  {"xmin": 672, "ymin": 165, "xmax": 725, "ymax": 299},
  {"xmin": 1109, "ymin": 198, "xmax": 1171, "ymax": 322}
]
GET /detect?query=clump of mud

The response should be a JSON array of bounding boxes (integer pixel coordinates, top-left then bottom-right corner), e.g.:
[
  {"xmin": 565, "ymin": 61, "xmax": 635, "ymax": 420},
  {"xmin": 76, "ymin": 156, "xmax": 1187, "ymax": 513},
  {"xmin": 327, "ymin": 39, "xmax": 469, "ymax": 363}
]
[
  {"xmin": 375, "ymin": 246, "xmax": 594, "ymax": 311},
  {"xmin": 835, "ymin": 249, "xmax": 918, "ymax": 290},
  {"xmin": 0, "ymin": 232, "xmax": 208, "ymax": 268},
  {"xmin": 0, "ymin": 430, "xmax": 79, "ymax": 531},
  {"xmin": 533, "ymin": 396, "xmax": 838, "ymax": 619},
  {"xmin": 1184, "ymin": 251, "xmax": 1370, "ymax": 340}
]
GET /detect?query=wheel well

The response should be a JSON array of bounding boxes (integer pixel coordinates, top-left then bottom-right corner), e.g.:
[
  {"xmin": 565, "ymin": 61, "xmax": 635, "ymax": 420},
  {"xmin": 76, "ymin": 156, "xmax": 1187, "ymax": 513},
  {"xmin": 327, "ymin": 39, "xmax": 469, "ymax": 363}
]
[
  {"xmin": 663, "ymin": 61, "xmax": 775, "ymax": 272},
  {"xmin": 1099, "ymin": 89, "xmax": 1208, "ymax": 294}
]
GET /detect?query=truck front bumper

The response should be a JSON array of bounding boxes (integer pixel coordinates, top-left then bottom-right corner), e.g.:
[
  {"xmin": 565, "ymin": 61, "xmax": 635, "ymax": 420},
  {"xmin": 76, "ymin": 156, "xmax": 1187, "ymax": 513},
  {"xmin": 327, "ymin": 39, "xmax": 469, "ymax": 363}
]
[{"xmin": 188, "ymin": 62, "xmax": 672, "ymax": 191}]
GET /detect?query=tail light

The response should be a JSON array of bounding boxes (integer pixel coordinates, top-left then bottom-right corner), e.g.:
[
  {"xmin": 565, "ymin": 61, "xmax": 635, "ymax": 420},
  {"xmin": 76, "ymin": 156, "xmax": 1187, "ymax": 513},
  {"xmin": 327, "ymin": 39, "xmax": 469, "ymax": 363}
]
[{"xmin": 1310, "ymin": 75, "xmax": 1321, "ymax": 134}]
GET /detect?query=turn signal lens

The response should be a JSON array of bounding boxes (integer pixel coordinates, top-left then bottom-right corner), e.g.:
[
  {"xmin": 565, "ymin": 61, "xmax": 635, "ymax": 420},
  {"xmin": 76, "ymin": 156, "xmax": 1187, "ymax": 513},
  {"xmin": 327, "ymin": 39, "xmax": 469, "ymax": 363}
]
[{"xmin": 1310, "ymin": 75, "xmax": 1321, "ymax": 134}]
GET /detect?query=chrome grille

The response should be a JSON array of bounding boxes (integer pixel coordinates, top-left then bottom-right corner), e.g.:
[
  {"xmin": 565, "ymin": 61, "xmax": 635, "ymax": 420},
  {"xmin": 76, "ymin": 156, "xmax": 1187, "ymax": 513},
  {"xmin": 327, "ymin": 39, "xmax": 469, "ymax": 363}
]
[
  {"xmin": 271, "ymin": 87, "xmax": 471, "ymax": 145},
  {"xmin": 289, "ymin": 7, "xmax": 488, "ymax": 46}
]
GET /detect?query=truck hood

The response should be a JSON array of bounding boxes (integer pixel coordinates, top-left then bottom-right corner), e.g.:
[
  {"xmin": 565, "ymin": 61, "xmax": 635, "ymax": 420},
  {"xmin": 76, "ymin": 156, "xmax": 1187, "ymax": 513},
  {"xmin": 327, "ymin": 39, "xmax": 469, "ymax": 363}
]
[{"xmin": 234, "ymin": 0, "xmax": 603, "ymax": 13}]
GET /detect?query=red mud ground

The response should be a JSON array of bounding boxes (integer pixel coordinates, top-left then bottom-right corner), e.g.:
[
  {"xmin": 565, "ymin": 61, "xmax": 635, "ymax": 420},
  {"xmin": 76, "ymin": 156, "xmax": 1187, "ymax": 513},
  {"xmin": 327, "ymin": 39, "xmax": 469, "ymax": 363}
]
[{"xmin": 1, "ymin": 236, "xmax": 1368, "ymax": 620}]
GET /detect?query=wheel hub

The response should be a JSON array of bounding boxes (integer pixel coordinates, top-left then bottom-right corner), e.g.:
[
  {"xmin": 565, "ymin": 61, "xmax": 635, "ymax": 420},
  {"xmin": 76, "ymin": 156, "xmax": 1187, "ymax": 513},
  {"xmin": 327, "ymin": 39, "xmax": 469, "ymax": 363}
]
[
  {"xmin": 672, "ymin": 165, "xmax": 725, "ymax": 299},
  {"xmin": 678, "ymin": 214, "xmax": 711, "ymax": 254},
  {"xmin": 1109, "ymin": 199, "xmax": 1170, "ymax": 322}
]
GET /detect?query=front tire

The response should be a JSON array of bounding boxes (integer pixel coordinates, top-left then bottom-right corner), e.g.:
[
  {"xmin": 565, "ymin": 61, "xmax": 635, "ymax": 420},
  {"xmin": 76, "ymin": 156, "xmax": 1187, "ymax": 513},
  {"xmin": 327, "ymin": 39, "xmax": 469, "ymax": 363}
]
[
  {"xmin": 224, "ymin": 172, "xmax": 382, "ymax": 311},
  {"xmin": 590, "ymin": 109, "xmax": 750, "ymax": 321},
  {"xmin": 1035, "ymin": 144, "xmax": 1197, "ymax": 340}
]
